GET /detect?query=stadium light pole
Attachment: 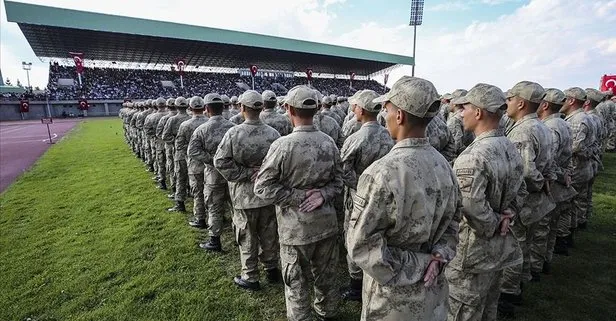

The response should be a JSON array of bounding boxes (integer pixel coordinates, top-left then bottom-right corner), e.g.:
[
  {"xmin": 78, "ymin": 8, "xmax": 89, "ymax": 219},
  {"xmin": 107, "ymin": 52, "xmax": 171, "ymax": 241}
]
[
  {"xmin": 22, "ymin": 61, "xmax": 32, "ymax": 90},
  {"xmin": 409, "ymin": 0, "xmax": 424, "ymax": 77}
]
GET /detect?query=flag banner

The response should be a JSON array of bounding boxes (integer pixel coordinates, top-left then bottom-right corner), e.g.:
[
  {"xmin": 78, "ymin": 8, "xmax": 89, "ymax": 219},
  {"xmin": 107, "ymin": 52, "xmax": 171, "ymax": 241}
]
[
  {"xmin": 175, "ymin": 59, "xmax": 186, "ymax": 76},
  {"xmin": 600, "ymin": 74, "xmax": 616, "ymax": 94},
  {"xmin": 306, "ymin": 68, "xmax": 313, "ymax": 81},
  {"xmin": 69, "ymin": 52, "xmax": 84, "ymax": 74},
  {"xmin": 250, "ymin": 65, "xmax": 258, "ymax": 77}
]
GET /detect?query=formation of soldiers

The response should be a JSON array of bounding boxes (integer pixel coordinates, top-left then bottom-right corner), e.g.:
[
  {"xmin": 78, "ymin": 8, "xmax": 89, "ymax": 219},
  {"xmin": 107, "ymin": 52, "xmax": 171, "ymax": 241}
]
[{"xmin": 118, "ymin": 77, "xmax": 616, "ymax": 321}]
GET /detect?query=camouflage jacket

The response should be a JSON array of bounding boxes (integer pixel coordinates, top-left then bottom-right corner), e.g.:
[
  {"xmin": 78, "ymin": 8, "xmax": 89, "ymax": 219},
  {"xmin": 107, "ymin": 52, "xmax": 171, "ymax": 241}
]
[
  {"xmin": 254, "ymin": 125, "xmax": 343, "ymax": 246},
  {"xmin": 144, "ymin": 111, "xmax": 167, "ymax": 138},
  {"xmin": 447, "ymin": 110, "xmax": 475, "ymax": 157},
  {"xmin": 130, "ymin": 110, "xmax": 143, "ymax": 128},
  {"xmin": 187, "ymin": 115, "xmax": 235, "ymax": 184},
  {"xmin": 564, "ymin": 109, "xmax": 594, "ymax": 184},
  {"xmin": 135, "ymin": 109, "xmax": 154, "ymax": 129},
  {"xmin": 505, "ymin": 113, "xmax": 555, "ymax": 225},
  {"xmin": 125, "ymin": 109, "xmax": 138, "ymax": 126},
  {"xmin": 313, "ymin": 113, "xmax": 344, "ymax": 148},
  {"xmin": 426, "ymin": 116, "xmax": 456, "ymax": 162},
  {"xmin": 587, "ymin": 110, "xmax": 604, "ymax": 173},
  {"xmin": 451, "ymin": 129, "xmax": 525, "ymax": 273},
  {"xmin": 340, "ymin": 121, "xmax": 394, "ymax": 189},
  {"xmin": 229, "ymin": 113, "xmax": 245, "ymax": 125},
  {"xmin": 543, "ymin": 113, "xmax": 577, "ymax": 202},
  {"xmin": 214, "ymin": 119, "xmax": 281, "ymax": 209},
  {"xmin": 161, "ymin": 111, "xmax": 190, "ymax": 144},
  {"xmin": 321, "ymin": 109, "xmax": 342, "ymax": 125},
  {"xmin": 174, "ymin": 115, "xmax": 208, "ymax": 162},
  {"xmin": 259, "ymin": 109, "xmax": 293, "ymax": 136},
  {"xmin": 346, "ymin": 137, "xmax": 461, "ymax": 321},
  {"xmin": 341, "ymin": 116, "xmax": 362, "ymax": 139},
  {"xmin": 156, "ymin": 111, "xmax": 177, "ymax": 140}
]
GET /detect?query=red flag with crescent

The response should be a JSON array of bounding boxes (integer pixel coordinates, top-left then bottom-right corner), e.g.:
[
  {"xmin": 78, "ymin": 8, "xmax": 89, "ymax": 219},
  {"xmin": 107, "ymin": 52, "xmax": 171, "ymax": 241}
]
[
  {"xmin": 20, "ymin": 99, "xmax": 30, "ymax": 113},
  {"xmin": 600, "ymin": 74, "xmax": 616, "ymax": 94},
  {"xmin": 350, "ymin": 72, "xmax": 356, "ymax": 81},
  {"xmin": 306, "ymin": 68, "xmax": 313, "ymax": 81},
  {"xmin": 69, "ymin": 52, "xmax": 84, "ymax": 74},
  {"xmin": 175, "ymin": 59, "xmax": 186, "ymax": 76},
  {"xmin": 78, "ymin": 99, "xmax": 89, "ymax": 110},
  {"xmin": 250, "ymin": 65, "xmax": 258, "ymax": 77}
]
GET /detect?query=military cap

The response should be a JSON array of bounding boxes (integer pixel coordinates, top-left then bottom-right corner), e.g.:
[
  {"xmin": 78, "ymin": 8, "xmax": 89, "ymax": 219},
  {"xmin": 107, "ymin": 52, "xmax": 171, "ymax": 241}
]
[
  {"xmin": 451, "ymin": 89, "xmax": 468, "ymax": 99},
  {"xmin": 506, "ymin": 81, "xmax": 545, "ymax": 104},
  {"xmin": 239, "ymin": 90, "xmax": 264, "ymax": 109},
  {"xmin": 322, "ymin": 96, "xmax": 334, "ymax": 106},
  {"xmin": 354, "ymin": 90, "xmax": 382, "ymax": 113},
  {"xmin": 586, "ymin": 88, "xmax": 606, "ymax": 103},
  {"xmin": 155, "ymin": 97, "xmax": 166, "ymax": 107},
  {"xmin": 441, "ymin": 93, "xmax": 454, "ymax": 100},
  {"xmin": 230, "ymin": 95, "xmax": 239, "ymax": 104},
  {"xmin": 262, "ymin": 90, "xmax": 277, "ymax": 102},
  {"xmin": 204, "ymin": 93, "xmax": 223, "ymax": 105},
  {"xmin": 452, "ymin": 83, "xmax": 506, "ymax": 113},
  {"xmin": 542, "ymin": 88, "xmax": 566, "ymax": 105},
  {"xmin": 189, "ymin": 96, "xmax": 205, "ymax": 109},
  {"xmin": 337, "ymin": 97, "xmax": 347, "ymax": 103},
  {"xmin": 563, "ymin": 87, "xmax": 587, "ymax": 101},
  {"xmin": 285, "ymin": 85, "xmax": 318, "ymax": 109},
  {"xmin": 175, "ymin": 96, "xmax": 188, "ymax": 107},
  {"xmin": 146, "ymin": 99, "xmax": 153, "ymax": 106},
  {"xmin": 220, "ymin": 94, "xmax": 231, "ymax": 106},
  {"xmin": 329, "ymin": 94, "xmax": 337, "ymax": 102},
  {"xmin": 166, "ymin": 98, "xmax": 175, "ymax": 107},
  {"xmin": 348, "ymin": 90, "xmax": 365, "ymax": 106},
  {"xmin": 373, "ymin": 76, "xmax": 440, "ymax": 118}
]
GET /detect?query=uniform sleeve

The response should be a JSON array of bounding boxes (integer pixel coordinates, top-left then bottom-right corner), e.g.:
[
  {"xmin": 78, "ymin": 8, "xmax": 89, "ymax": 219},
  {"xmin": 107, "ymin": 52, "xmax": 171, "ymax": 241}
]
[
  {"xmin": 319, "ymin": 146, "xmax": 344, "ymax": 202},
  {"xmin": 254, "ymin": 142, "xmax": 306, "ymax": 207},
  {"xmin": 161, "ymin": 119, "xmax": 174, "ymax": 142},
  {"xmin": 175, "ymin": 125, "xmax": 187, "ymax": 150},
  {"xmin": 187, "ymin": 128, "xmax": 207, "ymax": 163},
  {"xmin": 571, "ymin": 121, "xmax": 590, "ymax": 158},
  {"xmin": 340, "ymin": 139, "xmax": 359, "ymax": 189},
  {"xmin": 515, "ymin": 139, "xmax": 544, "ymax": 193},
  {"xmin": 441, "ymin": 131, "xmax": 457, "ymax": 163},
  {"xmin": 447, "ymin": 119, "xmax": 464, "ymax": 155},
  {"xmin": 346, "ymin": 173, "xmax": 433, "ymax": 286},
  {"xmin": 431, "ymin": 175, "xmax": 462, "ymax": 262},
  {"xmin": 213, "ymin": 131, "xmax": 253, "ymax": 182}
]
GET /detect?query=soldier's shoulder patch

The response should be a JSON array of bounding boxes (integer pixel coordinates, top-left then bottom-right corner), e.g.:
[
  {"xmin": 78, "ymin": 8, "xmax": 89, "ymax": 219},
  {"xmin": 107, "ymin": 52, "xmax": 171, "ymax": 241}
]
[
  {"xmin": 457, "ymin": 176, "xmax": 474, "ymax": 193},
  {"xmin": 354, "ymin": 194, "xmax": 367, "ymax": 209},
  {"xmin": 456, "ymin": 168, "xmax": 475, "ymax": 176}
]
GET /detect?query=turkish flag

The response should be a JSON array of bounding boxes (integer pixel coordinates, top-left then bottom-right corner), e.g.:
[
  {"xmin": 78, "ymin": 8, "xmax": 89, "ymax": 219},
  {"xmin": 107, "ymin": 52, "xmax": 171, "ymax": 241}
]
[
  {"xmin": 306, "ymin": 68, "xmax": 313, "ymax": 81},
  {"xmin": 175, "ymin": 59, "xmax": 186, "ymax": 76},
  {"xmin": 600, "ymin": 74, "xmax": 616, "ymax": 94},
  {"xmin": 250, "ymin": 65, "xmax": 258, "ymax": 77},
  {"xmin": 69, "ymin": 52, "xmax": 84, "ymax": 74},
  {"xmin": 20, "ymin": 99, "xmax": 29, "ymax": 113},
  {"xmin": 78, "ymin": 99, "xmax": 89, "ymax": 110}
]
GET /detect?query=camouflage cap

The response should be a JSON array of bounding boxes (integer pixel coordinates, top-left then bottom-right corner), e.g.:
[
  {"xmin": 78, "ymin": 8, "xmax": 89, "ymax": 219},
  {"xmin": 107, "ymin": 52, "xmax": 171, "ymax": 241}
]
[
  {"xmin": 348, "ymin": 90, "xmax": 365, "ymax": 106},
  {"xmin": 262, "ymin": 90, "xmax": 277, "ymax": 102},
  {"xmin": 451, "ymin": 89, "xmax": 468, "ymax": 100},
  {"xmin": 452, "ymin": 83, "xmax": 506, "ymax": 113},
  {"xmin": 337, "ymin": 96, "xmax": 347, "ymax": 103},
  {"xmin": 175, "ymin": 96, "xmax": 188, "ymax": 107},
  {"xmin": 354, "ymin": 90, "xmax": 382, "ymax": 113},
  {"xmin": 189, "ymin": 96, "xmax": 205, "ymax": 109},
  {"xmin": 166, "ymin": 98, "xmax": 175, "ymax": 107},
  {"xmin": 220, "ymin": 94, "xmax": 231, "ymax": 106},
  {"xmin": 230, "ymin": 95, "xmax": 239, "ymax": 104},
  {"xmin": 563, "ymin": 87, "xmax": 587, "ymax": 101},
  {"xmin": 155, "ymin": 97, "xmax": 166, "ymax": 107},
  {"xmin": 506, "ymin": 81, "xmax": 545, "ymax": 104},
  {"xmin": 204, "ymin": 93, "xmax": 223, "ymax": 105},
  {"xmin": 285, "ymin": 85, "xmax": 318, "ymax": 109},
  {"xmin": 542, "ymin": 88, "xmax": 566, "ymax": 105},
  {"xmin": 146, "ymin": 99, "xmax": 153, "ymax": 107},
  {"xmin": 329, "ymin": 94, "xmax": 337, "ymax": 102},
  {"xmin": 440, "ymin": 93, "xmax": 453, "ymax": 100},
  {"xmin": 322, "ymin": 96, "xmax": 334, "ymax": 106},
  {"xmin": 373, "ymin": 76, "xmax": 440, "ymax": 118},
  {"xmin": 585, "ymin": 88, "xmax": 606, "ymax": 103},
  {"xmin": 239, "ymin": 90, "xmax": 264, "ymax": 109}
]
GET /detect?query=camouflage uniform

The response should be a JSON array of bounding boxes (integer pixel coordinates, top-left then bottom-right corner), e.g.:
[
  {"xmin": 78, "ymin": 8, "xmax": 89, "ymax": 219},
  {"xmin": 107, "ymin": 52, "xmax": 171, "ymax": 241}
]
[
  {"xmin": 162, "ymin": 98, "xmax": 190, "ymax": 195},
  {"xmin": 175, "ymin": 105, "xmax": 208, "ymax": 203},
  {"xmin": 144, "ymin": 99, "xmax": 167, "ymax": 173},
  {"xmin": 156, "ymin": 99, "xmax": 176, "ymax": 187},
  {"xmin": 585, "ymin": 89, "xmax": 607, "ymax": 226},
  {"xmin": 447, "ymin": 109, "xmax": 475, "ymax": 160},
  {"xmin": 427, "ymin": 115, "xmax": 457, "ymax": 162},
  {"xmin": 346, "ymin": 77, "xmax": 461, "ymax": 321},
  {"xmin": 214, "ymin": 108, "xmax": 281, "ymax": 283},
  {"xmin": 448, "ymin": 83, "xmax": 525, "ymax": 321},
  {"xmin": 254, "ymin": 85, "xmax": 343, "ymax": 321},
  {"xmin": 190, "ymin": 114, "xmax": 235, "ymax": 237},
  {"xmin": 502, "ymin": 82, "xmax": 555, "ymax": 295},
  {"xmin": 313, "ymin": 112, "xmax": 344, "ymax": 148},
  {"xmin": 229, "ymin": 113, "xmax": 245, "ymax": 125},
  {"xmin": 136, "ymin": 103, "xmax": 154, "ymax": 164},
  {"xmin": 260, "ymin": 109, "xmax": 292, "ymax": 136},
  {"xmin": 603, "ymin": 98, "xmax": 616, "ymax": 150},
  {"xmin": 130, "ymin": 107, "xmax": 143, "ymax": 157}
]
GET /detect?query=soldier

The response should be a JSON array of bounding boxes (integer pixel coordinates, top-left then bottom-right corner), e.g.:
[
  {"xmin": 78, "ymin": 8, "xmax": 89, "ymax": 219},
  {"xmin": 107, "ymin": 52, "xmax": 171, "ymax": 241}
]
[
  {"xmin": 438, "ymin": 93, "xmax": 453, "ymax": 121},
  {"xmin": 500, "ymin": 81, "xmax": 555, "ymax": 308},
  {"xmin": 220, "ymin": 94, "xmax": 232, "ymax": 120},
  {"xmin": 346, "ymin": 76, "xmax": 461, "ymax": 321},
  {"xmin": 426, "ymin": 114, "xmax": 456, "ymax": 162},
  {"xmin": 162, "ymin": 97, "xmax": 191, "ymax": 208},
  {"xmin": 144, "ymin": 98, "xmax": 168, "ymax": 178},
  {"xmin": 332, "ymin": 96, "xmax": 348, "ymax": 121},
  {"xmin": 130, "ymin": 102, "xmax": 144, "ymax": 158},
  {"xmin": 155, "ymin": 98, "xmax": 175, "ymax": 190},
  {"xmin": 313, "ymin": 94, "xmax": 344, "ymax": 148},
  {"xmin": 214, "ymin": 90, "xmax": 282, "ymax": 290},
  {"xmin": 137, "ymin": 100, "xmax": 155, "ymax": 169},
  {"xmin": 447, "ymin": 83, "xmax": 525, "ymax": 321},
  {"xmin": 229, "ymin": 108, "xmax": 245, "ymax": 125},
  {"xmin": 447, "ymin": 90, "xmax": 475, "ymax": 160},
  {"xmin": 596, "ymin": 91, "xmax": 614, "ymax": 152},
  {"xmin": 254, "ymin": 85, "xmax": 343, "ymax": 321},
  {"xmin": 320, "ymin": 96, "xmax": 343, "ymax": 125},
  {"xmin": 583, "ymin": 88, "xmax": 606, "ymax": 229},
  {"xmin": 536, "ymin": 89, "xmax": 577, "ymax": 263},
  {"xmin": 604, "ymin": 91, "xmax": 616, "ymax": 151},
  {"xmin": 170, "ymin": 96, "xmax": 209, "ymax": 212},
  {"xmin": 124, "ymin": 102, "xmax": 137, "ymax": 147},
  {"xmin": 260, "ymin": 90, "xmax": 293, "ymax": 136},
  {"xmin": 339, "ymin": 90, "xmax": 394, "ymax": 302},
  {"xmin": 190, "ymin": 94, "xmax": 235, "ymax": 251},
  {"xmin": 229, "ymin": 95, "xmax": 241, "ymax": 117},
  {"xmin": 341, "ymin": 91, "xmax": 364, "ymax": 139}
]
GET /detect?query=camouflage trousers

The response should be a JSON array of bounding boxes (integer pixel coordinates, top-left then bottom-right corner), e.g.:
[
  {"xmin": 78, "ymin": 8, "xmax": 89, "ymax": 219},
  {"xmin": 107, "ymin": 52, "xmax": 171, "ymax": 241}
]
[
  {"xmin": 501, "ymin": 217, "xmax": 536, "ymax": 295},
  {"xmin": 547, "ymin": 202, "xmax": 572, "ymax": 263},
  {"xmin": 143, "ymin": 134, "xmax": 152, "ymax": 166},
  {"xmin": 343, "ymin": 187, "xmax": 362, "ymax": 280},
  {"xmin": 174, "ymin": 159, "xmax": 188, "ymax": 202},
  {"xmin": 164, "ymin": 143, "xmax": 175, "ymax": 190},
  {"xmin": 233, "ymin": 206, "xmax": 280, "ymax": 282},
  {"xmin": 148, "ymin": 137, "xmax": 157, "ymax": 170},
  {"xmin": 607, "ymin": 131, "xmax": 616, "ymax": 150},
  {"xmin": 447, "ymin": 268, "xmax": 502, "ymax": 321},
  {"xmin": 138, "ymin": 130, "xmax": 146, "ymax": 159},
  {"xmin": 571, "ymin": 182, "xmax": 590, "ymax": 229},
  {"xmin": 156, "ymin": 140, "xmax": 166, "ymax": 182},
  {"xmin": 130, "ymin": 128, "xmax": 138, "ymax": 153},
  {"xmin": 586, "ymin": 177, "xmax": 595, "ymax": 224},
  {"xmin": 189, "ymin": 173, "xmax": 205, "ymax": 221},
  {"xmin": 530, "ymin": 213, "xmax": 551, "ymax": 273},
  {"xmin": 205, "ymin": 183, "xmax": 229, "ymax": 237},
  {"xmin": 281, "ymin": 236, "xmax": 339, "ymax": 321}
]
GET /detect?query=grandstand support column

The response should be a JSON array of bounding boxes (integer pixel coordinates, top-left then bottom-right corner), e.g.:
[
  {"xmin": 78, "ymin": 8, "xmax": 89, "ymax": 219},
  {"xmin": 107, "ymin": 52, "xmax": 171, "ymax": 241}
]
[{"xmin": 104, "ymin": 102, "xmax": 110, "ymax": 116}]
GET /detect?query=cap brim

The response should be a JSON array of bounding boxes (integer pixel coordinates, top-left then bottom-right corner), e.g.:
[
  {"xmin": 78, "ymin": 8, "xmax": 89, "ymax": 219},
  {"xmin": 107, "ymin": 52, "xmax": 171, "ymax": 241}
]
[
  {"xmin": 451, "ymin": 96, "xmax": 470, "ymax": 105},
  {"xmin": 372, "ymin": 93, "xmax": 390, "ymax": 104}
]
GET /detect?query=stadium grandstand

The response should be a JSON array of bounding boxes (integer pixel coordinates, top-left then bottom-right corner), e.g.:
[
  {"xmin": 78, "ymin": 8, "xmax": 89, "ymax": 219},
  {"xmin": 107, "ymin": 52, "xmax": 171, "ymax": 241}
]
[{"xmin": 0, "ymin": 0, "xmax": 413, "ymax": 120}]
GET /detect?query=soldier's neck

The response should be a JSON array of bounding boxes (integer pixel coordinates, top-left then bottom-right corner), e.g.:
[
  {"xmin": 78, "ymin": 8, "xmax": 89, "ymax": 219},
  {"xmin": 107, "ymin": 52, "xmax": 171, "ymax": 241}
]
[{"xmin": 177, "ymin": 109, "xmax": 188, "ymax": 115}]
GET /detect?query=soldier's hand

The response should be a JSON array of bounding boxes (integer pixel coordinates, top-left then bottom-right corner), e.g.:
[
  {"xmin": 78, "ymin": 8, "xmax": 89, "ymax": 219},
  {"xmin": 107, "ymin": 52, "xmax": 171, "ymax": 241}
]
[
  {"xmin": 299, "ymin": 189, "xmax": 324, "ymax": 212},
  {"xmin": 498, "ymin": 209, "xmax": 515, "ymax": 236},
  {"xmin": 542, "ymin": 180, "xmax": 552, "ymax": 196},
  {"xmin": 424, "ymin": 254, "xmax": 446, "ymax": 288}
]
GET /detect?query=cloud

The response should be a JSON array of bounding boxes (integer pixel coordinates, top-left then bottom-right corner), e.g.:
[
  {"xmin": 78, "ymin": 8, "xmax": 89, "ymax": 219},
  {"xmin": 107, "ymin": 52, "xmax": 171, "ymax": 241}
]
[{"xmin": 426, "ymin": 1, "xmax": 471, "ymax": 12}]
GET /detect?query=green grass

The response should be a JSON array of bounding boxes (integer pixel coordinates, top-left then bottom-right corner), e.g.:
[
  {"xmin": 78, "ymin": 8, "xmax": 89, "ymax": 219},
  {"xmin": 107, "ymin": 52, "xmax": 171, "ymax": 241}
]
[{"xmin": 1, "ymin": 119, "xmax": 615, "ymax": 321}]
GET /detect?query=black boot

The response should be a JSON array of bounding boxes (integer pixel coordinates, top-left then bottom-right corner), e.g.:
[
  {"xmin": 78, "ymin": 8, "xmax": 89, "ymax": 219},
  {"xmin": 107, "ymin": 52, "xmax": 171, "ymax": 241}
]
[
  {"xmin": 188, "ymin": 218, "xmax": 206, "ymax": 228},
  {"xmin": 341, "ymin": 278, "xmax": 362, "ymax": 302},
  {"xmin": 554, "ymin": 237, "xmax": 570, "ymax": 256},
  {"xmin": 148, "ymin": 164, "xmax": 155, "ymax": 173},
  {"xmin": 167, "ymin": 201, "xmax": 185, "ymax": 212},
  {"xmin": 542, "ymin": 261, "xmax": 552, "ymax": 275},
  {"xmin": 530, "ymin": 271, "xmax": 541, "ymax": 282},
  {"xmin": 266, "ymin": 268, "xmax": 282, "ymax": 284},
  {"xmin": 500, "ymin": 292, "xmax": 523, "ymax": 306},
  {"xmin": 498, "ymin": 299, "xmax": 515, "ymax": 319},
  {"xmin": 199, "ymin": 236, "xmax": 222, "ymax": 252},
  {"xmin": 233, "ymin": 276, "xmax": 260, "ymax": 291},
  {"xmin": 158, "ymin": 180, "xmax": 167, "ymax": 190}
]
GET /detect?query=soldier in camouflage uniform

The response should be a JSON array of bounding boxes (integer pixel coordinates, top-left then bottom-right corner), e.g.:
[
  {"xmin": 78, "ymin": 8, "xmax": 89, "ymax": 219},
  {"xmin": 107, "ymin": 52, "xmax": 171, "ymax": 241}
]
[
  {"xmin": 144, "ymin": 98, "xmax": 167, "ymax": 177},
  {"xmin": 320, "ymin": 96, "xmax": 343, "ymax": 125},
  {"xmin": 426, "ymin": 115, "xmax": 456, "ymax": 162},
  {"xmin": 341, "ymin": 91, "xmax": 364, "ymax": 139},
  {"xmin": 157, "ymin": 99, "xmax": 177, "ymax": 192},
  {"xmin": 596, "ymin": 91, "xmax": 614, "ymax": 152},
  {"xmin": 339, "ymin": 90, "xmax": 394, "ymax": 302},
  {"xmin": 214, "ymin": 90, "xmax": 282, "ymax": 290},
  {"xmin": 448, "ymin": 83, "xmax": 525, "ymax": 321},
  {"xmin": 162, "ymin": 97, "xmax": 191, "ymax": 208},
  {"xmin": 254, "ymin": 85, "xmax": 343, "ymax": 321},
  {"xmin": 501, "ymin": 81, "xmax": 555, "ymax": 307},
  {"xmin": 537, "ymin": 89, "xmax": 577, "ymax": 262},
  {"xmin": 130, "ymin": 102, "xmax": 144, "ymax": 158},
  {"xmin": 561, "ymin": 87, "xmax": 594, "ymax": 247},
  {"xmin": 346, "ymin": 76, "xmax": 461, "ymax": 321},
  {"xmin": 260, "ymin": 90, "xmax": 293, "ymax": 136},
  {"xmin": 229, "ymin": 95, "xmax": 241, "ymax": 118},
  {"xmin": 313, "ymin": 94, "xmax": 344, "ymax": 148},
  {"xmin": 439, "ymin": 93, "xmax": 453, "ymax": 121},
  {"xmin": 447, "ymin": 90, "xmax": 475, "ymax": 161},
  {"xmin": 583, "ymin": 89, "xmax": 607, "ymax": 229},
  {"xmin": 138, "ymin": 100, "xmax": 155, "ymax": 169},
  {"xmin": 604, "ymin": 92, "xmax": 616, "ymax": 151},
  {"xmin": 170, "ymin": 97, "xmax": 208, "ymax": 212},
  {"xmin": 229, "ymin": 111, "xmax": 245, "ymax": 125}
]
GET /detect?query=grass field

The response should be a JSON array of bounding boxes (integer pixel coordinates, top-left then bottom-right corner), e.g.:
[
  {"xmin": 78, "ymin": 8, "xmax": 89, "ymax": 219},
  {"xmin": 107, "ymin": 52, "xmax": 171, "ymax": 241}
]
[{"xmin": 1, "ymin": 118, "xmax": 615, "ymax": 321}]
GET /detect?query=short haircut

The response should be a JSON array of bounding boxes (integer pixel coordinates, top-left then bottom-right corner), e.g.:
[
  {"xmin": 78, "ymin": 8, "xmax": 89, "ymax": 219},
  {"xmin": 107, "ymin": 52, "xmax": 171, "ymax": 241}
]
[
  {"xmin": 404, "ymin": 100, "xmax": 440, "ymax": 128},
  {"xmin": 207, "ymin": 102, "xmax": 224, "ymax": 115},
  {"xmin": 264, "ymin": 101, "xmax": 277, "ymax": 109},
  {"xmin": 527, "ymin": 101, "xmax": 540, "ymax": 112},
  {"xmin": 547, "ymin": 102, "xmax": 562, "ymax": 113},
  {"xmin": 289, "ymin": 106, "xmax": 317, "ymax": 119}
]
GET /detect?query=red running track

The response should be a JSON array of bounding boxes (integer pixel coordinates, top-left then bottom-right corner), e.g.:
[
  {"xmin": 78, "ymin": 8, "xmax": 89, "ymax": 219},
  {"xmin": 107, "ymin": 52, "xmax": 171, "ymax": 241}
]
[{"xmin": 0, "ymin": 119, "xmax": 80, "ymax": 193}]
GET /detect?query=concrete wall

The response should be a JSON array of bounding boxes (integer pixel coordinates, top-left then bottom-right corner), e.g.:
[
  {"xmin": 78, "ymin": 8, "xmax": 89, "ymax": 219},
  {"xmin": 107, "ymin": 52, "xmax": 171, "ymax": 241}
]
[{"xmin": 0, "ymin": 100, "xmax": 123, "ymax": 121}]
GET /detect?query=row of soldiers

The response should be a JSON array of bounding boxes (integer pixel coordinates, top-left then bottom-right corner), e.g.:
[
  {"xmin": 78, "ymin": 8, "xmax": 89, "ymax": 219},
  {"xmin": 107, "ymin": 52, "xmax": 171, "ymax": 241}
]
[{"xmin": 118, "ymin": 78, "xmax": 615, "ymax": 321}]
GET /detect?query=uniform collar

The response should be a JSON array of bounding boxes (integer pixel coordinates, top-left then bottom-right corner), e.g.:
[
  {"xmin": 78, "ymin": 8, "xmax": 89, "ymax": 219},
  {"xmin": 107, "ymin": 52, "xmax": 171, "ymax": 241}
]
[
  {"xmin": 509, "ymin": 113, "xmax": 538, "ymax": 130},
  {"xmin": 361, "ymin": 121, "xmax": 379, "ymax": 128},
  {"xmin": 243, "ymin": 119, "xmax": 263, "ymax": 125},
  {"xmin": 209, "ymin": 115, "xmax": 224, "ymax": 121},
  {"xmin": 293, "ymin": 125, "xmax": 317, "ymax": 132},
  {"xmin": 543, "ymin": 113, "xmax": 562, "ymax": 121},
  {"xmin": 391, "ymin": 137, "xmax": 430, "ymax": 151},
  {"xmin": 565, "ymin": 108, "xmax": 583, "ymax": 120}
]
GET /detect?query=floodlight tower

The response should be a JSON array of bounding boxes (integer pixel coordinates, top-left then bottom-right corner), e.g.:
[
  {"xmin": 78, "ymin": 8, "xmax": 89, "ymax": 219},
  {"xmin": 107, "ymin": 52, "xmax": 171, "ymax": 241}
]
[
  {"xmin": 22, "ymin": 61, "xmax": 32, "ymax": 90},
  {"xmin": 409, "ymin": 0, "xmax": 424, "ymax": 77}
]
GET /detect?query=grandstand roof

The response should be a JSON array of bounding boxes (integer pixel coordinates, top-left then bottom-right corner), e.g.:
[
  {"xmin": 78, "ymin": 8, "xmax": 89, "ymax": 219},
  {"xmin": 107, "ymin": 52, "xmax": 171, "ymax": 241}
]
[{"xmin": 5, "ymin": 1, "xmax": 413, "ymax": 76}]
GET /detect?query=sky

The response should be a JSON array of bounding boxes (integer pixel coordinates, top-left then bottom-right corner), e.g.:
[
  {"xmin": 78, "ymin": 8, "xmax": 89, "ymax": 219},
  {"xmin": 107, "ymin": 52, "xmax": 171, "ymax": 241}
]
[{"xmin": 1, "ymin": 0, "xmax": 615, "ymax": 94}]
